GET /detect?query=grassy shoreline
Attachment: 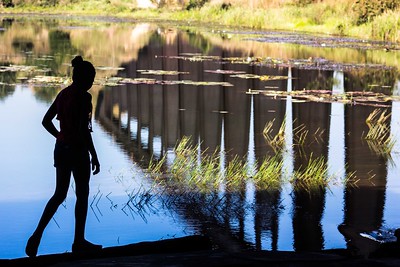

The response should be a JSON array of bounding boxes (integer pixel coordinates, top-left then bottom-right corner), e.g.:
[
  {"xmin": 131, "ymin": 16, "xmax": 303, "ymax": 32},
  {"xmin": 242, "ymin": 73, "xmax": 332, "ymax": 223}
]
[{"xmin": 0, "ymin": 2, "xmax": 399, "ymax": 43}]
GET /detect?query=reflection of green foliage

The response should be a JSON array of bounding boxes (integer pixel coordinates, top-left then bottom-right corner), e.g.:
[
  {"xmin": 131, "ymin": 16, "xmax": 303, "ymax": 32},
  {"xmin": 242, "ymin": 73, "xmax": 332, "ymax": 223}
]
[
  {"xmin": 47, "ymin": 30, "xmax": 78, "ymax": 76},
  {"xmin": 0, "ymin": 85, "xmax": 15, "ymax": 101},
  {"xmin": 150, "ymin": 32, "xmax": 163, "ymax": 45},
  {"xmin": 12, "ymin": 37, "xmax": 34, "ymax": 52},
  {"xmin": 186, "ymin": 31, "xmax": 212, "ymax": 54},
  {"xmin": 0, "ymin": 18, "xmax": 14, "ymax": 32},
  {"xmin": 345, "ymin": 69, "xmax": 397, "ymax": 94},
  {"xmin": 14, "ymin": 29, "xmax": 78, "ymax": 79},
  {"xmin": 305, "ymin": 76, "xmax": 335, "ymax": 91},
  {"xmin": 0, "ymin": 70, "xmax": 16, "ymax": 101},
  {"xmin": 33, "ymin": 86, "xmax": 60, "ymax": 103}
]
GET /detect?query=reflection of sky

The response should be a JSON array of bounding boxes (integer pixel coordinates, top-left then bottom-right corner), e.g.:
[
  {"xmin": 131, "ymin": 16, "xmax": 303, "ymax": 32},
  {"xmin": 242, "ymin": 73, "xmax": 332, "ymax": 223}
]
[
  {"xmin": 0, "ymin": 86, "xmax": 148, "ymax": 201},
  {"xmin": 0, "ymin": 85, "xmax": 55, "ymax": 201},
  {"xmin": 0, "ymin": 86, "xmax": 190, "ymax": 258},
  {"xmin": 385, "ymin": 101, "xmax": 400, "ymax": 227}
]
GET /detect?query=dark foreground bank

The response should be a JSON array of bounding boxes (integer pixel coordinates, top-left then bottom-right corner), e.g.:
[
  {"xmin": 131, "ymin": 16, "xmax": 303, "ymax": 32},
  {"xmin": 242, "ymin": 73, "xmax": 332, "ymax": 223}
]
[{"xmin": 1, "ymin": 235, "xmax": 400, "ymax": 267}]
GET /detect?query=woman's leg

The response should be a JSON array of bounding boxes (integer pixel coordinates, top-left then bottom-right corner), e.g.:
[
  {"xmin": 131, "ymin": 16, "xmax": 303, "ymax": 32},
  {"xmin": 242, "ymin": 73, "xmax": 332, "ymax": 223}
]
[
  {"xmin": 72, "ymin": 164, "xmax": 90, "ymax": 243},
  {"xmin": 71, "ymin": 160, "xmax": 102, "ymax": 253},
  {"xmin": 26, "ymin": 167, "xmax": 71, "ymax": 257}
]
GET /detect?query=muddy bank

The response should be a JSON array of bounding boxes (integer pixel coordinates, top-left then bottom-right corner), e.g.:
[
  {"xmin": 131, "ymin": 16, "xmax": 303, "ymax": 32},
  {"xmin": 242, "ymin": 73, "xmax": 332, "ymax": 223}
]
[{"xmin": 1, "ymin": 235, "xmax": 400, "ymax": 267}]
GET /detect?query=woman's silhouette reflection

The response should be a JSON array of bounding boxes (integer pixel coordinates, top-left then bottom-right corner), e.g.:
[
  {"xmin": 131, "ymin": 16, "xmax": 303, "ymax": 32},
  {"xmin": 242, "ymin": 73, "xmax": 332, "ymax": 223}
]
[{"xmin": 26, "ymin": 56, "xmax": 102, "ymax": 257}]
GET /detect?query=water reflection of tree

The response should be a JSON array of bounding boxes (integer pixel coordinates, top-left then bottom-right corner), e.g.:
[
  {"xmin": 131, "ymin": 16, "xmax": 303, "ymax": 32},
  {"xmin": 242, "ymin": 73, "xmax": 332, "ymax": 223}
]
[
  {"xmin": 0, "ymin": 18, "xmax": 14, "ymax": 33},
  {"xmin": 47, "ymin": 30, "xmax": 79, "ymax": 75},
  {"xmin": 33, "ymin": 86, "xmax": 61, "ymax": 104},
  {"xmin": 0, "ymin": 70, "xmax": 16, "ymax": 101},
  {"xmin": 186, "ymin": 30, "xmax": 213, "ymax": 54},
  {"xmin": 345, "ymin": 69, "xmax": 398, "ymax": 93},
  {"xmin": 30, "ymin": 29, "xmax": 78, "ymax": 103}
]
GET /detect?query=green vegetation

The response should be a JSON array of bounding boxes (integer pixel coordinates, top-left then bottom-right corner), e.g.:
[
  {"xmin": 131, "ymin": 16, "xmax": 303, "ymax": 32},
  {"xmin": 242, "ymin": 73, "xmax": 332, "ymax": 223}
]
[
  {"xmin": 290, "ymin": 154, "xmax": 331, "ymax": 191},
  {"xmin": 1, "ymin": 0, "xmax": 400, "ymax": 42},
  {"xmin": 148, "ymin": 136, "xmax": 357, "ymax": 193},
  {"xmin": 364, "ymin": 108, "xmax": 395, "ymax": 158}
]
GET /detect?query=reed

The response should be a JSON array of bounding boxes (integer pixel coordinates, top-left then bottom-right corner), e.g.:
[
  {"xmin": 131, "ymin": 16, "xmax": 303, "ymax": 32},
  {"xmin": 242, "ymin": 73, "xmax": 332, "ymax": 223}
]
[
  {"xmin": 342, "ymin": 169, "xmax": 359, "ymax": 187},
  {"xmin": 364, "ymin": 109, "xmax": 395, "ymax": 158},
  {"xmin": 147, "ymin": 135, "xmax": 359, "ymax": 195},
  {"xmin": 225, "ymin": 155, "xmax": 249, "ymax": 188},
  {"xmin": 293, "ymin": 123, "xmax": 309, "ymax": 146},
  {"xmin": 147, "ymin": 154, "xmax": 167, "ymax": 179},
  {"xmin": 290, "ymin": 154, "xmax": 332, "ymax": 191},
  {"xmin": 262, "ymin": 117, "xmax": 286, "ymax": 151},
  {"xmin": 252, "ymin": 154, "xmax": 284, "ymax": 190}
]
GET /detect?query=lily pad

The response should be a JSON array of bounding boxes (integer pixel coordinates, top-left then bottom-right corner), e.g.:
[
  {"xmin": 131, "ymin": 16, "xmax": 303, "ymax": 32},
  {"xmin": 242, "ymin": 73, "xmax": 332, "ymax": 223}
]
[
  {"xmin": 159, "ymin": 54, "xmax": 393, "ymax": 72},
  {"xmin": 138, "ymin": 70, "xmax": 189, "ymax": 75},
  {"xmin": 231, "ymin": 73, "xmax": 290, "ymax": 81},
  {"xmin": 106, "ymin": 77, "xmax": 233, "ymax": 87},
  {"xmin": 205, "ymin": 69, "xmax": 246, "ymax": 75},
  {"xmin": 259, "ymin": 89, "xmax": 400, "ymax": 107},
  {"xmin": 157, "ymin": 55, "xmax": 221, "ymax": 62},
  {"xmin": 0, "ymin": 65, "xmax": 44, "ymax": 73},
  {"xmin": 29, "ymin": 75, "xmax": 70, "ymax": 84},
  {"xmin": 96, "ymin": 66, "xmax": 125, "ymax": 71}
]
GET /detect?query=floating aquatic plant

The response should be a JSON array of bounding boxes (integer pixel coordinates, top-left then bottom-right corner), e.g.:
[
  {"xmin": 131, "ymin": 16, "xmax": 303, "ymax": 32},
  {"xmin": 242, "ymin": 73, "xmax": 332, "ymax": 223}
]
[
  {"xmin": 137, "ymin": 69, "xmax": 189, "ymax": 75},
  {"xmin": 230, "ymin": 73, "xmax": 289, "ymax": 81},
  {"xmin": 204, "ymin": 69, "xmax": 245, "ymax": 75},
  {"xmin": 159, "ymin": 54, "xmax": 394, "ymax": 72},
  {"xmin": 114, "ymin": 77, "xmax": 233, "ymax": 87},
  {"xmin": 258, "ymin": 89, "xmax": 396, "ymax": 107},
  {"xmin": 96, "ymin": 66, "xmax": 125, "ymax": 71},
  {"xmin": 0, "ymin": 64, "xmax": 50, "ymax": 73},
  {"xmin": 29, "ymin": 75, "xmax": 70, "ymax": 85}
]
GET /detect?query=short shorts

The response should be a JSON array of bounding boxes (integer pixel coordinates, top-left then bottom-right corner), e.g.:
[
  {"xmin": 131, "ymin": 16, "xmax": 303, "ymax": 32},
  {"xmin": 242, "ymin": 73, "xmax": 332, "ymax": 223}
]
[{"xmin": 54, "ymin": 142, "xmax": 90, "ymax": 170}]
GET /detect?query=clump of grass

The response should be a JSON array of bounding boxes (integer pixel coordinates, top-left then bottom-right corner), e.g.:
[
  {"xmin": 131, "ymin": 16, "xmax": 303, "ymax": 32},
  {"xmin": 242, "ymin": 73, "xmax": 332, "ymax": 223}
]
[
  {"xmin": 252, "ymin": 154, "xmax": 284, "ymax": 190},
  {"xmin": 147, "ymin": 136, "xmax": 360, "ymax": 194},
  {"xmin": 147, "ymin": 154, "xmax": 167, "ymax": 179},
  {"xmin": 364, "ymin": 109, "xmax": 395, "ymax": 158},
  {"xmin": 290, "ymin": 154, "xmax": 332, "ymax": 191},
  {"xmin": 225, "ymin": 155, "xmax": 249, "ymax": 187},
  {"xmin": 147, "ymin": 136, "xmax": 251, "ymax": 192},
  {"xmin": 188, "ymin": 151, "xmax": 223, "ymax": 192}
]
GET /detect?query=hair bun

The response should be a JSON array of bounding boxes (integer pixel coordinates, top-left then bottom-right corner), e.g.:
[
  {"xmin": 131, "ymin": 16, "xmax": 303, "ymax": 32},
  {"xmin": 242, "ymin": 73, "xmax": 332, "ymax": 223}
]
[{"xmin": 71, "ymin": 56, "xmax": 84, "ymax": 67}]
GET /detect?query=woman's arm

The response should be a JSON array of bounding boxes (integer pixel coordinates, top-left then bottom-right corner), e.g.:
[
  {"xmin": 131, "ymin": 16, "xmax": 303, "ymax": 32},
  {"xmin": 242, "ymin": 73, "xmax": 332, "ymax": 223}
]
[
  {"xmin": 85, "ymin": 93, "xmax": 100, "ymax": 175},
  {"xmin": 42, "ymin": 102, "xmax": 59, "ymax": 138},
  {"xmin": 87, "ymin": 132, "xmax": 100, "ymax": 175}
]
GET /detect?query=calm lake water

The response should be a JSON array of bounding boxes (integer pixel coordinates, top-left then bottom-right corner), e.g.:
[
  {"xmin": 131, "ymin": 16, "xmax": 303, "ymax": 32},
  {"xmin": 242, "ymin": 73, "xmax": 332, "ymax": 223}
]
[{"xmin": 1, "ymin": 15, "xmax": 400, "ymax": 259}]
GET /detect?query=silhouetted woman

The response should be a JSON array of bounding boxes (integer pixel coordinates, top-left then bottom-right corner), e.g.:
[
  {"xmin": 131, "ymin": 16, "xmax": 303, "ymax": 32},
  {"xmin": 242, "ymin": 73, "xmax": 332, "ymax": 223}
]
[{"xmin": 26, "ymin": 56, "xmax": 102, "ymax": 257}]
